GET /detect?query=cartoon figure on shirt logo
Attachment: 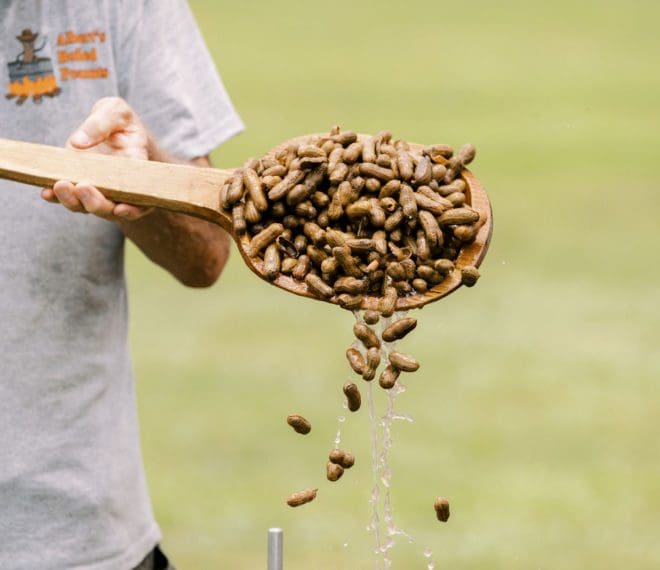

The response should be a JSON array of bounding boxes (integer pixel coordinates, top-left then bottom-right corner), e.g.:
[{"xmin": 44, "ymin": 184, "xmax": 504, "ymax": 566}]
[{"xmin": 5, "ymin": 28, "xmax": 61, "ymax": 105}]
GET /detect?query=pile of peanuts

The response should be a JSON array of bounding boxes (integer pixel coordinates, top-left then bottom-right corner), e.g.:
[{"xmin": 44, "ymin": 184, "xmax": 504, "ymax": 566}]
[{"xmin": 220, "ymin": 127, "xmax": 482, "ymax": 309}]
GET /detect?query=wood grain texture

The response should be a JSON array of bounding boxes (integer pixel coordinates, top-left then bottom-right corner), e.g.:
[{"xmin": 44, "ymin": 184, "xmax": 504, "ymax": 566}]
[{"xmin": 0, "ymin": 138, "xmax": 234, "ymax": 230}]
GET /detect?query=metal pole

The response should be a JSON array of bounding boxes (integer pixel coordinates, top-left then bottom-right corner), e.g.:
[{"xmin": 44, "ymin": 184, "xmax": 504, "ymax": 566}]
[{"xmin": 268, "ymin": 527, "xmax": 283, "ymax": 570}]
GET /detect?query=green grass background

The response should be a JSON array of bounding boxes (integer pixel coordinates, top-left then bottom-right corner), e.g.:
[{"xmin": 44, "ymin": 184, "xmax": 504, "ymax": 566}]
[{"xmin": 127, "ymin": 1, "xmax": 660, "ymax": 568}]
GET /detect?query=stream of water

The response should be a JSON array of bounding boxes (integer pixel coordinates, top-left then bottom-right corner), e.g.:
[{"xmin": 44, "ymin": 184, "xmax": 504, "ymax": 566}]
[{"xmin": 349, "ymin": 310, "xmax": 438, "ymax": 570}]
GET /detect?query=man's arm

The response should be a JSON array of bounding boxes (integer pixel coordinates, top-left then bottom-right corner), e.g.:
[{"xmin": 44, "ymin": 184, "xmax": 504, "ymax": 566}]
[{"xmin": 42, "ymin": 97, "xmax": 231, "ymax": 288}]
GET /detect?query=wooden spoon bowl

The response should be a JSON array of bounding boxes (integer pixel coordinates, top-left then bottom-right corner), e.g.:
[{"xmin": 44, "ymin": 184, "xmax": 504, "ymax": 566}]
[{"xmin": 0, "ymin": 135, "xmax": 492, "ymax": 310}]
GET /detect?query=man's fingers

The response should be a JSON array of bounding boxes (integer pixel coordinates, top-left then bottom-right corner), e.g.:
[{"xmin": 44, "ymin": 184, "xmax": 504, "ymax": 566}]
[
  {"xmin": 75, "ymin": 183, "xmax": 117, "ymax": 219},
  {"xmin": 113, "ymin": 203, "xmax": 154, "ymax": 222},
  {"xmin": 44, "ymin": 180, "xmax": 152, "ymax": 221},
  {"xmin": 41, "ymin": 188, "xmax": 59, "ymax": 203},
  {"xmin": 68, "ymin": 97, "xmax": 132, "ymax": 149},
  {"xmin": 52, "ymin": 180, "xmax": 86, "ymax": 213}
]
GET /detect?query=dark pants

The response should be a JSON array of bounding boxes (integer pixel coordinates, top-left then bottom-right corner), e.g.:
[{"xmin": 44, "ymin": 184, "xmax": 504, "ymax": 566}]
[{"xmin": 132, "ymin": 546, "xmax": 175, "ymax": 570}]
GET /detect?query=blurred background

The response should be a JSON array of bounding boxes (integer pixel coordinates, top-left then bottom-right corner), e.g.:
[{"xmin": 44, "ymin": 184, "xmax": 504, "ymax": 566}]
[{"xmin": 127, "ymin": 1, "xmax": 660, "ymax": 568}]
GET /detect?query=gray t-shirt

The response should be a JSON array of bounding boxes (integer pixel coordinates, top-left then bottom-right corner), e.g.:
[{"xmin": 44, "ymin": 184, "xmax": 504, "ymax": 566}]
[{"xmin": 0, "ymin": 2, "xmax": 243, "ymax": 569}]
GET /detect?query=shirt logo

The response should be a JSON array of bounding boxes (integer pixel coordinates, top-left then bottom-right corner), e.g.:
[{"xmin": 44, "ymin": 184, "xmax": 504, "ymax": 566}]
[
  {"xmin": 4, "ymin": 28, "xmax": 111, "ymax": 106},
  {"xmin": 5, "ymin": 28, "xmax": 61, "ymax": 105}
]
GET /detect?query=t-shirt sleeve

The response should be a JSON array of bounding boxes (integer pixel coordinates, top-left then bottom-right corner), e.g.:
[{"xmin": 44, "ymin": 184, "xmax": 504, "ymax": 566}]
[{"xmin": 117, "ymin": 0, "xmax": 244, "ymax": 160}]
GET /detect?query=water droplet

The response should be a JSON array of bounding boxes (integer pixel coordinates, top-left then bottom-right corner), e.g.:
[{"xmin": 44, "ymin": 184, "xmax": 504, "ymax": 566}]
[
  {"xmin": 338, "ymin": 415, "xmax": 346, "ymax": 423},
  {"xmin": 343, "ymin": 542, "xmax": 349, "ymax": 548},
  {"xmin": 423, "ymin": 547, "xmax": 433, "ymax": 558}
]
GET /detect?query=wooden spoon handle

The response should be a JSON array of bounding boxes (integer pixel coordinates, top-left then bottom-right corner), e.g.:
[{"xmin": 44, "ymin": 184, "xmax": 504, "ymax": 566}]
[{"xmin": 0, "ymin": 138, "xmax": 234, "ymax": 231}]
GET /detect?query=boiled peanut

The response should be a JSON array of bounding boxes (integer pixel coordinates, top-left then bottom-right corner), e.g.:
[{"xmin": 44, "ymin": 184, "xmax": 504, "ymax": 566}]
[
  {"xmin": 399, "ymin": 184, "xmax": 417, "ymax": 219},
  {"xmin": 434, "ymin": 497, "xmax": 450, "ymax": 522},
  {"xmin": 329, "ymin": 448, "xmax": 345, "ymax": 464},
  {"xmin": 263, "ymin": 244, "xmax": 281, "ymax": 281},
  {"xmin": 297, "ymin": 144, "xmax": 325, "ymax": 159},
  {"xmin": 414, "ymin": 155, "xmax": 433, "ymax": 185},
  {"xmin": 287, "ymin": 414, "xmax": 311, "ymax": 434},
  {"xmin": 379, "ymin": 365, "xmax": 400, "ymax": 389},
  {"xmin": 281, "ymin": 257, "xmax": 298, "ymax": 274},
  {"xmin": 305, "ymin": 274, "xmax": 334, "ymax": 299},
  {"xmin": 388, "ymin": 351, "xmax": 420, "ymax": 372},
  {"xmin": 291, "ymin": 254, "xmax": 311, "ymax": 281},
  {"xmin": 343, "ymin": 382, "xmax": 362, "ymax": 412},
  {"xmin": 327, "ymin": 462, "xmax": 344, "ymax": 482},
  {"xmin": 332, "ymin": 130, "xmax": 358, "ymax": 146},
  {"xmin": 334, "ymin": 276, "xmax": 368, "ymax": 294},
  {"xmin": 363, "ymin": 310, "xmax": 380, "ymax": 325},
  {"xmin": 346, "ymin": 348, "xmax": 367, "ymax": 375},
  {"xmin": 226, "ymin": 172, "xmax": 245, "ymax": 206},
  {"xmin": 333, "ymin": 247, "xmax": 363, "ymax": 278},
  {"xmin": 343, "ymin": 142, "xmax": 363, "ymax": 163},
  {"xmin": 248, "ymin": 224, "xmax": 284, "ymax": 257},
  {"xmin": 354, "ymin": 323, "xmax": 380, "ymax": 349},
  {"xmin": 287, "ymin": 488, "xmax": 318, "ymax": 507},
  {"xmin": 329, "ymin": 162, "xmax": 349, "ymax": 183},
  {"xmin": 341, "ymin": 452, "xmax": 355, "ymax": 469},
  {"xmin": 362, "ymin": 136, "xmax": 377, "ymax": 163},
  {"xmin": 461, "ymin": 265, "xmax": 480, "ymax": 287},
  {"xmin": 337, "ymin": 294, "xmax": 364, "ymax": 310},
  {"xmin": 359, "ymin": 163, "xmax": 395, "ymax": 182},
  {"xmin": 412, "ymin": 278, "xmax": 428, "ymax": 292},
  {"xmin": 382, "ymin": 317, "xmax": 418, "ymax": 342},
  {"xmin": 346, "ymin": 238, "xmax": 374, "ymax": 254},
  {"xmin": 396, "ymin": 151, "xmax": 414, "ymax": 181},
  {"xmin": 244, "ymin": 168, "xmax": 268, "ymax": 212},
  {"xmin": 434, "ymin": 259, "xmax": 455, "ymax": 274},
  {"xmin": 262, "ymin": 164, "xmax": 287, "ymax": 177},
  {"xmin": 379, "ymin": 179, "xmax": 401, "ymax": 198},
  {"xmin": 458, "ymin": 143, "xmax": 476, "ymax": 165},
  {"xmin": 379, "ymin": 285, "xmax": 398, "ymax": 317},
  {"xmin": 232, "ymin": 204, "xmax": 246, "ymax": 234},
  {"xmin": 438, "ymin": 207, "xmax": 480, "ymax": 226},
  {"xmin": 268, "ymin": 169, "xmax": 306, "ymax": 201}
]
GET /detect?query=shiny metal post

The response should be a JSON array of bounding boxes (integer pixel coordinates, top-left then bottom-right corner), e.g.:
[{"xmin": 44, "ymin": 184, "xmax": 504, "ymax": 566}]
[{"xmin": 268, "ymin": 527, "xmax": 283, "ymax": 570}]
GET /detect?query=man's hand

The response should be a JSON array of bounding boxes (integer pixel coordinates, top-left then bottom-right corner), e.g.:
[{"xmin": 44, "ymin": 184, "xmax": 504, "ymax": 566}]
[
  {"xmin": 40, "ymin": 96, "xmax": 231, "ymax": 287},
  {"xmin": 41, "ymin": 97, "xmax": 153, "ymax": 221}
]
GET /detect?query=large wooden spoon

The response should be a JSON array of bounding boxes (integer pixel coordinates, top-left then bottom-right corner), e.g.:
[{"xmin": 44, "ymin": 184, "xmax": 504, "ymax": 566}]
[{"xmin": 0, "ymin": 135, "xmax": 492, "ymax": 310}]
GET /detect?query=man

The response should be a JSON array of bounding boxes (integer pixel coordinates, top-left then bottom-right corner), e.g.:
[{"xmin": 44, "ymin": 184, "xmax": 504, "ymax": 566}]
[{"xmin": 0, "ymin": 1, "xmax": 244, "ymax": 569}]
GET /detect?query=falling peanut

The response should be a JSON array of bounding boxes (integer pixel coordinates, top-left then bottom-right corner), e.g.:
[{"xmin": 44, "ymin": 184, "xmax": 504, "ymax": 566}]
[
  {"xmin": 287, "ymin": 414, "xmax": 312, "ymax": 435},
  {"xmin": 346, "ymin": 348, "xmax": 367, "ymax": 376},
  {"xmin": 353, "ymin": 323, "xmax": 380, "ymax": 349},
  {"xmin": 388, "ymin": 351, "xmax": 420, "ymax": 373},
  {"xmin": 379, "ymin": 365, "xmax": 400, "ymax": 389},
  {"xmin": 326, "ymin": 462, "xmax": 344, "ymax": 482},
  {"xmin": 287, "ymin": 488, "xmax": 318, "ymax": 507},
  {"xmin": 329, "ymin": 448, "xmax": 346, "ymax": 465},
  {"xmin": 340, "ymin": 452, "xmax": 355, "ymax": 469},
  {"xmin": 382, "ymin": 317, "xmax": 418, "ymax": 343},
  {"xmin": 434, "ymin": 497, "xmax": 450, "ymax": 522},
  {"xmin": 343, "ymin": 382, "xmax": 362, "ymax": 412}
]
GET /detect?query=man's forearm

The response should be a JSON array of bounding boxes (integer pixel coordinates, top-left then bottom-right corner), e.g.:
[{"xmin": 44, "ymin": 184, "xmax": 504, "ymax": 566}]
[
  {"xmin": 118, "ymin": 150, "xmax": 231, "ymax": 288},
  {"xmin": 118, "ymin": 207, "xmax": 231, "ymax": 288}
]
